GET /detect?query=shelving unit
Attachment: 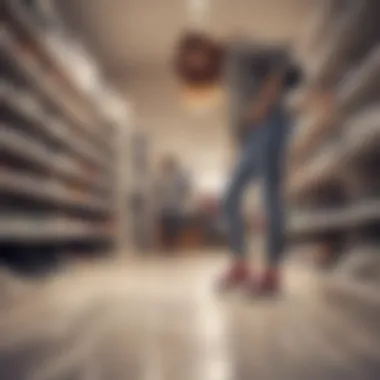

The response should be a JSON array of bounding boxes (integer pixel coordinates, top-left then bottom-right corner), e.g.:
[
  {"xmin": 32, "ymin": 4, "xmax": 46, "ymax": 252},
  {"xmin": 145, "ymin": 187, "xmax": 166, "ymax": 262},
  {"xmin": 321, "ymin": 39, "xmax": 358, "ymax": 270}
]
[
  {"xmin": 288, "ymin": 0, "xmax": 380, "ymax": 266},
  {"xmin": 289, "ymin": 47, "xmax": 380, "ymax": 163},
  {"xmin": 289, "ymin": 200, "xmax": 380, "ymax": 236},
  {"xmin": 1, "ymin": 0, "xmax": 126, "ymax": 274}
]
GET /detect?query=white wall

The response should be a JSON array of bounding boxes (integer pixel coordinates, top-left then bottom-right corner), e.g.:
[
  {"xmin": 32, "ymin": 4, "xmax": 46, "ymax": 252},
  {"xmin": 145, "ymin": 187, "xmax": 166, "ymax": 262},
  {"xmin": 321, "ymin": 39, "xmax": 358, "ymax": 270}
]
[{"xmin": 123, "ymin": 68, "xmax": 232, "ymax": 194}]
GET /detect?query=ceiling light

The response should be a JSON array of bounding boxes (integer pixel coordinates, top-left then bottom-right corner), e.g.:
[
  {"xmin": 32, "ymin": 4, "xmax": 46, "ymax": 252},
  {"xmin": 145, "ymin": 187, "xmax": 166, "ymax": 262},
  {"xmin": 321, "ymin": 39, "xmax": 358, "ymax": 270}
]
[{"xmin": 180, "ymin": 84, "xmax": 224, "ymax": 113}]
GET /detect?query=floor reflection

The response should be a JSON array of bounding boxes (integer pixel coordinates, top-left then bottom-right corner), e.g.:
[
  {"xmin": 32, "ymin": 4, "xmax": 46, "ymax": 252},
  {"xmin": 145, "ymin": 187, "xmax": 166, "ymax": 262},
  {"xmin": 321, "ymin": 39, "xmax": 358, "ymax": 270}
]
[{"xmin": 0, "ymin": 255, "xmax": 379, "ymax": 380}]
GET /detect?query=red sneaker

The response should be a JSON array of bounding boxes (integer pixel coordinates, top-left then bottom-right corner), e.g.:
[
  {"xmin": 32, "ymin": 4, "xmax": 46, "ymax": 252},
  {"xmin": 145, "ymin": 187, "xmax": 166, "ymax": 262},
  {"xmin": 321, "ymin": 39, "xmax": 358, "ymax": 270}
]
[
  {"xmin": 248, "ymin": 269, "xmax": 281, "ymax": 297},
  {"xmin": 217, "ymin": 262, "xmax": 251, "ymax": 293}
]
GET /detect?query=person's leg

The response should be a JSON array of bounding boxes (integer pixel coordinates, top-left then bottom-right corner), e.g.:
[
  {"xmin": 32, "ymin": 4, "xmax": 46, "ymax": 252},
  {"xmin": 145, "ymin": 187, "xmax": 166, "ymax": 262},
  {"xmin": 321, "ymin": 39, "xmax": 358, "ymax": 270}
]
[
  {"xmin": 258, "ymin": 112, "xmax": 289, "ymax": 293},
  {"xmin": 263, "ymin": 143, "xmax": 285, "ymax": 267},
  {"xmin": 218, "ymin": 135, "xmax": 258, "ymax": 289},
  {"xmin": 224, "ymin": 143, "xmax": 258, "ymax": 257}
]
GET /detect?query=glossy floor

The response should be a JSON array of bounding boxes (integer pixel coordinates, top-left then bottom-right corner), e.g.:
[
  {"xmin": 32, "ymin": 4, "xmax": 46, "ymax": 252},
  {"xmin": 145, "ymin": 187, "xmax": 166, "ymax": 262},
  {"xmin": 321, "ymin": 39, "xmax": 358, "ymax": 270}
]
[{"xmin": 0, "ymin": 254, "xmax": 380, "ymax": 380}]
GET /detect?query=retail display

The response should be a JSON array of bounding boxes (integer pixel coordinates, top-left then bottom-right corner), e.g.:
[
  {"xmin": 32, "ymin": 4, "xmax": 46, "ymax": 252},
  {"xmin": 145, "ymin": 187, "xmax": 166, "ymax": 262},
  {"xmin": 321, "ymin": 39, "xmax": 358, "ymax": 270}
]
[
  {"xmin": 1, "ymin": 0, "xmax": 121, "ymax": 274},
  {"xmin": 288, "ymin": 0, "xmax": 380, "ymax": 271}
]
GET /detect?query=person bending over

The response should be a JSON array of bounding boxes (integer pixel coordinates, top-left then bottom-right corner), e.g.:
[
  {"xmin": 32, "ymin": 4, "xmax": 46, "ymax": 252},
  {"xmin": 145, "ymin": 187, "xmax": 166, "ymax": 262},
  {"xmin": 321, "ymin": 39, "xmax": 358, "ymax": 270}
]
[{"xmin": 174, "ymin": 34, "xmax": 302, "ymax": 295}]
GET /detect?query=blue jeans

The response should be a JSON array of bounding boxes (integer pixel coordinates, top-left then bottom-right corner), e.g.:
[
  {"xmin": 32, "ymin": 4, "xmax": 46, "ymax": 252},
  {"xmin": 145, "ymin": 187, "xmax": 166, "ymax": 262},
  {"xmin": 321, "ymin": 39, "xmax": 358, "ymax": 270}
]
[{"xmin": 223, "ymin": 108, "xmax": 289, "ymax": 266}]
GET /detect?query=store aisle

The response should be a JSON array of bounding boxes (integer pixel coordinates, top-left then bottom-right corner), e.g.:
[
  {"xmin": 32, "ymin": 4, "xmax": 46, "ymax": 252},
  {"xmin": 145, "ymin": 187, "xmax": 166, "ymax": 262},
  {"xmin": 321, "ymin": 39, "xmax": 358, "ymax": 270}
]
[{"xmin": 0, "ymin": 255, "xmax": 379, "ymax": 380}]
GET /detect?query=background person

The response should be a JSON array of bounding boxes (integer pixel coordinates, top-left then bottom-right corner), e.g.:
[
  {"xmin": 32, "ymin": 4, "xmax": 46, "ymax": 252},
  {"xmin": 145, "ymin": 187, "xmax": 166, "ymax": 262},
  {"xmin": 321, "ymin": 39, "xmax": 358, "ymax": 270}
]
[{"xmin": 155, "ymin": 155, "xmax": 192, "ymax": 251}]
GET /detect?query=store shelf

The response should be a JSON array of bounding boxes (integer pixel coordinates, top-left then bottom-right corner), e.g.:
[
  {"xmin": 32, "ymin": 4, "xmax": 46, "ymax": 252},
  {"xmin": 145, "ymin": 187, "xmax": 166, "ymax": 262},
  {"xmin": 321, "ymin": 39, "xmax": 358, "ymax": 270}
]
[
  {"xmin": 4, "ymin": 0, "xmax": 112, "ymax": 140},
  {"xmin": 309, "ymin": 1, "xmax": 368, "ymax": 83},
  {"xmin": 288, "ymin": 143, "xmax": 343, "ymax": 197},
  {"xmin": 297, "ymin": 0, "xmax": 354, "ymax": 68},
  {"xmin": 343, "ymin": 107, "xmax": 380, "ymax": 158},
  {"xmin": 0, "ymin": 127, "xmax": 52, "ymax": 170},
  {"xmin": 1, "ymin": 1, "xmax": 123, "ymax": 265},
  {"xmin": 0, "ymin": 169, "xmax": 109, "ymax": 214},
  {"xmin": 1, "ymin": 27, "xmax": 112, "ymax": 155},
  {"xmin": 288, "ymin": 108, "xmax": 380, "ymax": 198},
  {"xmin": 289, "ymin": 200, "xmax": 380, "ymax": 236},
  {"xmin": 0, "ymin": 218, "xmax": 112, "ymax": 243},
  {"xmin": 290, "ymin": 44, "xmax": 380, "ymax": 163},
  {"xmin": 2, "ymin": 86, "xmax": 110, "ymax": 171},
  {"xmin": 0, "ymin": 126, "xmax": 109, "ymax": 192},
  {"xmin": 337, "ymin": 46, "xmax": 380, "ymax": 111},
  {"xmin": 288, "ymin": 0, "xmax": 379, "ymax": 255},
  {"xmin": 337, "ymin": 245, "xmax": 380, "ymax": 279}
]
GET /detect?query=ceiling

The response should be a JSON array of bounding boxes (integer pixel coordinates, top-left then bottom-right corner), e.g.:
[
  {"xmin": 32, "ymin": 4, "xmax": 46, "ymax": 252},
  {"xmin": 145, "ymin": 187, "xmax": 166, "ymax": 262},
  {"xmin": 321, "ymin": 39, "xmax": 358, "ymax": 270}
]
[
  {"xmin": 58, "ymin": 0, "xmax": 312, "ymax": 75},
  {"xmin": 57, "ymin": 0, "xmax": 314, "ymax": 192}
]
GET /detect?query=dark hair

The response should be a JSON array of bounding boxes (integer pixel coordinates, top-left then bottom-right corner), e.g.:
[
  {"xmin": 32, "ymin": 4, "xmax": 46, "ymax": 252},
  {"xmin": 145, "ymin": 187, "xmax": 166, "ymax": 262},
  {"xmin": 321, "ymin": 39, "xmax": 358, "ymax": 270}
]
[
  {"xmin": 284, "ymin": 64, "xmax": 303, "ymax": 89},
  {"xmin": 174, "ymin": 31, "xmax": 224, "ymax": 86},
  {"xmin": 248, "ymin": 49, "xmax": 303, "ymax": 90}
]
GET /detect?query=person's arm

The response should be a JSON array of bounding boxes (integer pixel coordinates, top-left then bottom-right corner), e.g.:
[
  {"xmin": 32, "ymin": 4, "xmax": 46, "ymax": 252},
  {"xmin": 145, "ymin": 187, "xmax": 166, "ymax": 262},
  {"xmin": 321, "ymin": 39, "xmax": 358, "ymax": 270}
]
[
  {"xmin": 246, "ymin": 70, "xmax": 284, "ymax": 125},
  {"xmin": 246, "ymin": 47, "xmax": 301, "ymax": 126}
]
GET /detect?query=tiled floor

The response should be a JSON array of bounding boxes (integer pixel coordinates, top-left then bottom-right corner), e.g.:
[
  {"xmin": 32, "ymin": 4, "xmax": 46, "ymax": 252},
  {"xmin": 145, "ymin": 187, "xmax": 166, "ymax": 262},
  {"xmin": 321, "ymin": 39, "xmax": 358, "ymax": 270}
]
[{"xmin": 0, "ymin": 253, "xmax": 379, "ymax": 380}]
